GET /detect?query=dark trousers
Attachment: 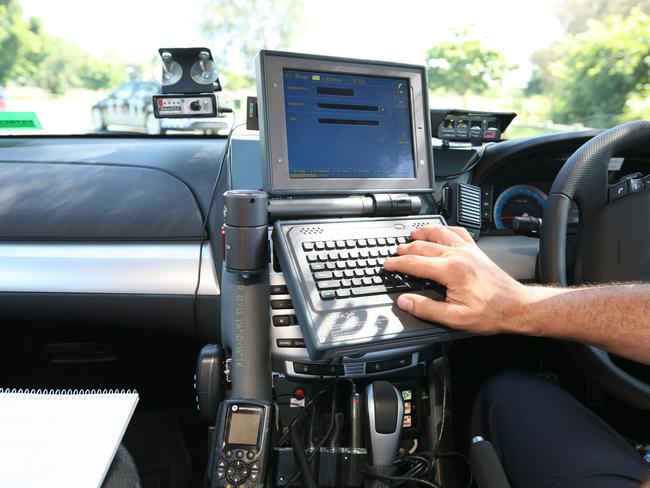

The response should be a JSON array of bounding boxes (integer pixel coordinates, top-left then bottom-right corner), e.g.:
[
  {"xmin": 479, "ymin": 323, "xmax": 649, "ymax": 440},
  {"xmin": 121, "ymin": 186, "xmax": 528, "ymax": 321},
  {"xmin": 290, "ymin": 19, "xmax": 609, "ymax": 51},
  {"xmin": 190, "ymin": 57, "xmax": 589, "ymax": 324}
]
[{"xmin": 472, "ymin": 372, "xmax": 650, "ymax": 488}]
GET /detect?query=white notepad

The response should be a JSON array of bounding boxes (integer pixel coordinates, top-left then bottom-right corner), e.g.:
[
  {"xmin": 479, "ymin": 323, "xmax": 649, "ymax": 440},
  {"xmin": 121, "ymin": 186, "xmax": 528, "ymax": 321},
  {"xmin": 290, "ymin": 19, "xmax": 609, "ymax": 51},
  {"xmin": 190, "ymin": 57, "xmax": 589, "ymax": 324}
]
[{"xmin": 0, "ymin": 389, "xmax": 139, "ymax": 488}]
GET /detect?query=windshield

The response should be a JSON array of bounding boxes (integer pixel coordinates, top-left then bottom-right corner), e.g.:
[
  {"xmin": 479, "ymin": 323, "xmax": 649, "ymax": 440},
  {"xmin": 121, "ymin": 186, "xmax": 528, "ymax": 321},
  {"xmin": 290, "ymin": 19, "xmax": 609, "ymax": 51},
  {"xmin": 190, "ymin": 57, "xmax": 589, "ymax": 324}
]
[{"xmin": 1, "ymin": 0, "xmax": 648, "ymax": 138}]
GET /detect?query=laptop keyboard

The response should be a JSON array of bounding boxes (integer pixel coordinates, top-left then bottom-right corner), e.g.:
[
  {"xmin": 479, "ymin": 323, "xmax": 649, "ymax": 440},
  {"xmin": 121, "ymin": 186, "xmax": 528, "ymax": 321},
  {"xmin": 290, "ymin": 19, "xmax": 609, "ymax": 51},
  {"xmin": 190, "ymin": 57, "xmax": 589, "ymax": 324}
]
[{"xmin": 302, "ymin": 236, "xmax": 445, "ymax": 301}]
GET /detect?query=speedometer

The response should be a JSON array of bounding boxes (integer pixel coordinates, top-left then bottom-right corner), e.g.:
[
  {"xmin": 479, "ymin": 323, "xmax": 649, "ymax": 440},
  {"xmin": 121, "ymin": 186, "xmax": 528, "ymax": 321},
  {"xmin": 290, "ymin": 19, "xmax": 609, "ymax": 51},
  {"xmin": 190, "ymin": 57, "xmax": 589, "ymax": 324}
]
[{"xmin": 494, "ymin": 185, "xmax": 547, "ymax": 230}]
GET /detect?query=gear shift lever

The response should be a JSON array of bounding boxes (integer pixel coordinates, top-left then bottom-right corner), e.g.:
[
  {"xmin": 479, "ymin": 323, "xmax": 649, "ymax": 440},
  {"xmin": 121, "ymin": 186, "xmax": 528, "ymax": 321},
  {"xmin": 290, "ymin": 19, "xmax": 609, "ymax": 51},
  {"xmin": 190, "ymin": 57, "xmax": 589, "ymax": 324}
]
[{"xmin": 366, "ymin": 381, "xmax": 404, "ymax": 488}]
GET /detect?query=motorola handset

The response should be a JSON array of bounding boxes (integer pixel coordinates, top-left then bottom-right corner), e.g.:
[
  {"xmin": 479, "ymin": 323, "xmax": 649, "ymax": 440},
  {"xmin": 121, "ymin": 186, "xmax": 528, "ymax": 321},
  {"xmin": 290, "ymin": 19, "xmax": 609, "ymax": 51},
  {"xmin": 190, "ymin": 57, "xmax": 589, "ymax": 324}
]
[{"xmin": 209, "ymin": 399, "xmax": 272, "ymax": 487}]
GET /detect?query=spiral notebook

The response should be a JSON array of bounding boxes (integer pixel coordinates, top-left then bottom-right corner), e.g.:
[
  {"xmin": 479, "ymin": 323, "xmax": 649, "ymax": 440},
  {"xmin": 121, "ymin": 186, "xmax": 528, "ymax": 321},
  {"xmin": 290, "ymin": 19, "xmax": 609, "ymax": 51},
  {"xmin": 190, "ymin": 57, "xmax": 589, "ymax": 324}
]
[{"xmin": 0, "ymin": 388, "xmax": 139, "ymax": 488}]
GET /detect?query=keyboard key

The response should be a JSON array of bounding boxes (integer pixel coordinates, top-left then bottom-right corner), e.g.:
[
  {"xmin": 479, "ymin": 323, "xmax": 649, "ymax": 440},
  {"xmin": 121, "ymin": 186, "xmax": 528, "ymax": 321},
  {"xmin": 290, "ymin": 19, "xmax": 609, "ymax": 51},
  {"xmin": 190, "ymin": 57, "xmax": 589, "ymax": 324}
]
[
  {"xmin": 351, "ymin": 278, "xmax": 363, "ymax": 287},
  {"xmin": 372, "ymin": 276, "xmax": 383, "ymax": 285},
  {"xmin": 364, "ymin": 268, "xmax": 375, "ymax": 277},
  {"xmin": 326, "ymin": 241, "xmax": 336, "ymax": 250},
  {"xmin": 349, "ymin": 251, "xmax": 359, "ymax": 259},
  {"xmin": 306, "ymin": 253, "xmax": 318, "ymax": 263},
  {"xmin": 320, "ymin": 290, "xmax": 335, "ymax": 300},
  {"xmin": 354, "ymin": 269, "xmax": 364, "ymax": 277},
  {"xmin": 369, "ymin": 249, "xmax": 379, "ymax": 258},
  {"xmin": 336, "ymin": 240, "xmax": 346, "ymax": 249},
  {"xmin": 362, "ymin": 277, "xmax": 373, "ymax": 286},
  {"xmin": 377, "ymin": 238, "xmax": 387, "ymax": 246},
  {"xmin": 328, "ymin": 252, "xmax": 339, "ymax": 261},
  {"xmin": 346, "ymin": 261, "xmax": 357, "ymax": 269},
  {"xmin": 346, "ymin": 240, "xmax": 356, "ymax": 248},
  {"xmin": 379, "ymin": 249, "xmax": 390, "ymax": 257},
  {"xmin": 359, "ymin": 250, "xmax": 370, "ymax": 259},
  {"xmin": 341, "ymin": 279, "xmax": 352, "ymax": 287},
  {"xmin": 339, "ymin": 251, "xmax": 349, "ymax": 260},
  {"xmin": 386, "ymin": 237, "xmax": 396, "ymax": 245},
  {"xmin": 344, "ymin": 270, "xmax": 354, "ymax": 278},
  {"xmin": 386, "ymin": 283, "xmax": 409, "ymax": 292},
  {"xmin": 336, "ymin": 289, "xmax": 351, "ymax": 298},
  {"xmin": 317, "ymin": 280, "xmax": 340, "ymax": 290},
  {"xmin": 276, "ymin": 338, "xmax": 293, "ymax": 347},
  {"xmin": 310, "ymin": 262, "xmax": 326, "ymax": 272},
  {"xmin": 351, "ymin": 285, "xmax": 388, "ymax": 296},
  {"xmin": 357, "ymin": 239, "xmax": 367, "ymax": 248},
  {"xmin": 318, "ymin": 253, "xmax": 329, "ymax": 262},
  {"xmin": 303, "ymin": 242, "xmax": 315, "ymax": 251},
  {"xmin": 367, "ymin": 259, "xmax": 378, "ymax": 267},
  {"xmin": 326, "ymin": 262, "xmax": 336, "ymax": 270},
  {"xmin": 397, "ymin": 237, "xmax": 408, "ymax": 244},
  {"xmin": 314, "ymin": 271, "xmax": 333, "ymax": 281},
  {"xmin": 336, "ymin": 261, "xmax": 347, "ymax": 270},
  {"xmin": 377, "ymin": 257, "xmax": 386, "ymax": 265},
  {"xmin": 315, "ymin": 242, "xmax": 326, "ymax": 250},
  {"xmin": 357, "ymin": 259, "xmax": 367, "ymax": 268},
  {"xmin": 367, "ymin": 238, "xmax": 377, "ymax": 246},
  {"xmin": 333, "ymin": 270, "xmax": 345, "ymax": 279}
]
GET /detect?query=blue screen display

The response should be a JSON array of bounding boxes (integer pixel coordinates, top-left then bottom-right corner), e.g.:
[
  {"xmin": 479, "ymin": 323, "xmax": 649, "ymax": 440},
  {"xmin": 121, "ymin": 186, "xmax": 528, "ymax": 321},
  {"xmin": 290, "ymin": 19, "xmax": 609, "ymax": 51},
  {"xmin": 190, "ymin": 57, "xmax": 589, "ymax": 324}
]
[{"xmin": 283, "ymin": 69, "xmax": 415, "ymax": 179}]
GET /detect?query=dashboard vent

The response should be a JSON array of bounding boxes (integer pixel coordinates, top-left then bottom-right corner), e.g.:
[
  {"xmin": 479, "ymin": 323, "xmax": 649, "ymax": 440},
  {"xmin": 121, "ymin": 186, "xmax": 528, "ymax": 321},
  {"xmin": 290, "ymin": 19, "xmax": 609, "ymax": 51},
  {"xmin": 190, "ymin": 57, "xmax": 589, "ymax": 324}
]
[
  {"xmin": 457, "ymin": 184, "xmax": 482, "ymax": 228},
  {"xmin": 345, "ymin": 363, "xmax": 365, "ymax": 376},
  {"xmin": 299, "ymin": 226, "xmax": 324, "ymax": 236}
]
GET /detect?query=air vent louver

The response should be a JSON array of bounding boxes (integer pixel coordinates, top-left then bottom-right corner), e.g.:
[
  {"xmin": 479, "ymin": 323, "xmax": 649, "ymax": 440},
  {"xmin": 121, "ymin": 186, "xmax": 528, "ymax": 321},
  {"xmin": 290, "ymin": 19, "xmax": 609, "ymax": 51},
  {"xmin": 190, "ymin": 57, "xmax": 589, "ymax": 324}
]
[{"xmin": 457, "ymin": 184, "xmax": 482, "ymax": 228}]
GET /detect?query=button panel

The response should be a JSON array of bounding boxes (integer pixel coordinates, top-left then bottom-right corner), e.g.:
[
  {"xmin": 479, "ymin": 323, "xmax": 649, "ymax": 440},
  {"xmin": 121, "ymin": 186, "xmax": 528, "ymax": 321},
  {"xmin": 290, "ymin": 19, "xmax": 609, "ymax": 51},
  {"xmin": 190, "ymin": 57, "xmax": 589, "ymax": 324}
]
[
  {"xmin": 215, "ymin": 455, "xmax": 261, "ymax": 487},
  {"xmin": 609, "ymin": 174, "xmax": 650, "ymax": 202},
  {"xmin": 276, "ymin": 339, "xmax": 306, "ymax": 348},
  {"xmin": 293, "ymin": 362, "xmax": 344, "ymax": 375},
  {"xmin": 270, "ymin": 257, "xmax": 422, "ymax": 379}
]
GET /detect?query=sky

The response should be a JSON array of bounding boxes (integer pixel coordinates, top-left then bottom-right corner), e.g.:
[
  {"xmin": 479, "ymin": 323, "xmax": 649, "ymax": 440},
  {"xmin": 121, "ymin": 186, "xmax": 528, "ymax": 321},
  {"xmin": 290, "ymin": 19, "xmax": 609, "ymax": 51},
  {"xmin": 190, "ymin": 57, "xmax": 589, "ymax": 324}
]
[{"xmin": 19, "ymin": 0, "xmax": 564, "ymax": 88}]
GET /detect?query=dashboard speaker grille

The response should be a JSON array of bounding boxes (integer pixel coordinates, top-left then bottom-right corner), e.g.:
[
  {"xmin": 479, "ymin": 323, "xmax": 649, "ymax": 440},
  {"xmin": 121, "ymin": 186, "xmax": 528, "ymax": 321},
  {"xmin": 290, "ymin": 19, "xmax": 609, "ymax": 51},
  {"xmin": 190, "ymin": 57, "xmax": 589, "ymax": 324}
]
[
  {"xmin": 411, "ymin": 221, "xmax": 429, "ymax": 229},
  {"xmin": 457, "ymin": 184, "xmax": 482, "ymax": 228},
  {"xmin": 299, "ymin": 226, "xmax": 324, "ymax": 235}
]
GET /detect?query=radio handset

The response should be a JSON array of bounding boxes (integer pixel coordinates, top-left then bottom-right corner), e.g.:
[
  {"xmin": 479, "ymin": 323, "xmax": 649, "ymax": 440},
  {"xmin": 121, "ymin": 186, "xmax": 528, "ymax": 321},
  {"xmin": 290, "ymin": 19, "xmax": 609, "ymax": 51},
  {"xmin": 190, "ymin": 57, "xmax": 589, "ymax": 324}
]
[{"xmin": 209, "ymin": 400, "xmax": 272, "ymax": 487}]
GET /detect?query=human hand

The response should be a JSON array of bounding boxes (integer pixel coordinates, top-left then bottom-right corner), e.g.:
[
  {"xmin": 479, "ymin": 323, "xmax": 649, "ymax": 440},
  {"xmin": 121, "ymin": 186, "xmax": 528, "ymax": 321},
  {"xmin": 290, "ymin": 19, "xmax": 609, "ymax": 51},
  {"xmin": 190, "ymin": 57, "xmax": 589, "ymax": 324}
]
[{"xmin": 383, "ymin": 225, "xmax": 532, "ymax": 334}]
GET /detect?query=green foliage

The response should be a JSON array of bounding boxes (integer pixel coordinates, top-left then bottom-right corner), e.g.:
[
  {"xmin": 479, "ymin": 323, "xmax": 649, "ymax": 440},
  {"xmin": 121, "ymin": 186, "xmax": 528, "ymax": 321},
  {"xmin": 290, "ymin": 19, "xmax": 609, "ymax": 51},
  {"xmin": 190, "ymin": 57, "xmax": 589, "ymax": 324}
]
[
  {"xmin": 425, "ymin": 30, "xmax": 515, "ymax": 105},
  {"xmin": 0, "ymin": 0, "xmax": 25, "ymax": 85},
  {"xmin": 556, "ymin": 0, "xmax": 650, "ymax": 34},
  {"xmin": 201, "ymin": 0, "xmax": 304, "ymax": 78},
  {"xmin": 548, "ymin": 8, "xmax": 650, "ymax": 126},
  {"xmin": 0, "ymin": 0, "xmax": 124, "ymax": 94}
]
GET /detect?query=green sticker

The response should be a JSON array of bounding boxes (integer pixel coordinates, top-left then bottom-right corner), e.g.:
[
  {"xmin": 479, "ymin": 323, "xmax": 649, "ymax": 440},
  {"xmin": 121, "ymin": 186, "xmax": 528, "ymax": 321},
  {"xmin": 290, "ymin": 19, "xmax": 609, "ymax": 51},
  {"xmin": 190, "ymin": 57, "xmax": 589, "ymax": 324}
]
[{"xmin": 0, "ymin": 112, "xmax": 43, "ymax": 130}]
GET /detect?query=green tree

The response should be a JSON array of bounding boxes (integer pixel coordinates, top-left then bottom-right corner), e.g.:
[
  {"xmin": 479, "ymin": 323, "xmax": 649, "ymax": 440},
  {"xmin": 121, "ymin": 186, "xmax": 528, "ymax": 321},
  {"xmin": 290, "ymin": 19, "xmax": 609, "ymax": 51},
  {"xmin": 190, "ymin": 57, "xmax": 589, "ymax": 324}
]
[
  {"xmin": 0, "ymin": 0, "xmax": 25, "ymax": 85},
  {"xmin": 0, "ymin": 0, "xmax": 124, "ymax": 94},
  {"xmin": 425, "ymin": 30, "xmax": 515, "ymax": 107},
  {"xmin": 200, "ymin": 0, "xmax": 304, "ymax": 85},
  {"xmin": 557, "ymin": 0, "xmax": 650, "ymax": 34},
  {"xmin": 548, "ymin": 8, "xmax": 650, "ymax": 126},
  {"xmin": 527, "ymin": 0, "xmax": 650, "ymax": 97}
]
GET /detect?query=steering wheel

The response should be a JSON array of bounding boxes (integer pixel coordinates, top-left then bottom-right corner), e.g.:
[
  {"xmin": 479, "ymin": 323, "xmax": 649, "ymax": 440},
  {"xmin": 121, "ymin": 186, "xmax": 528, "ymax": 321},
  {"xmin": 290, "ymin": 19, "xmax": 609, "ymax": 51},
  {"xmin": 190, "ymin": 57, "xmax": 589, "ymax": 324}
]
[{"xmin": 539, "ymin": 120, "xmax": 650, "ymax": 410}]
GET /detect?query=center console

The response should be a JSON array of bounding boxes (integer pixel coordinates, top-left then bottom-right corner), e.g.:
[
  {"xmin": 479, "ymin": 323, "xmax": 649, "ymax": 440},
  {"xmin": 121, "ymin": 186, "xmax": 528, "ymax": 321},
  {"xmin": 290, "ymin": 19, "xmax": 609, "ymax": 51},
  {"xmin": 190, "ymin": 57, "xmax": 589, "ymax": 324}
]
[{"xmin": 204, "ymin": 50, "xmax": 463, "ymax": 487}]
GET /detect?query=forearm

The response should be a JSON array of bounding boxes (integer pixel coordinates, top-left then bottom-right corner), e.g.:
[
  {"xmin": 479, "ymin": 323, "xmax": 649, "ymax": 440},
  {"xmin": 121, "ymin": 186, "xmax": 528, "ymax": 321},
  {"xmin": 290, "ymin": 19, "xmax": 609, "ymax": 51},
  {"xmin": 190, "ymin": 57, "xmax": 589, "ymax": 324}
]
[{"xmin": 511, "ymin": 284, "xmax": 650, "ymax": 365}]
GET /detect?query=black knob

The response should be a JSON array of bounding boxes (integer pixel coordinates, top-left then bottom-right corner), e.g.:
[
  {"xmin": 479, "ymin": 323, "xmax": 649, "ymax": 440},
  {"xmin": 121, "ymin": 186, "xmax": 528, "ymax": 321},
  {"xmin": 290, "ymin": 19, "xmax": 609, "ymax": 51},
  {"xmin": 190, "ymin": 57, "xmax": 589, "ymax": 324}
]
[
  {"xmin": 512, "ymin": 215, "xmax": 542, "ymax": 237},
  {"xmin": 190, "ymin": 100, "xmax": 201, "ymax": 111}
]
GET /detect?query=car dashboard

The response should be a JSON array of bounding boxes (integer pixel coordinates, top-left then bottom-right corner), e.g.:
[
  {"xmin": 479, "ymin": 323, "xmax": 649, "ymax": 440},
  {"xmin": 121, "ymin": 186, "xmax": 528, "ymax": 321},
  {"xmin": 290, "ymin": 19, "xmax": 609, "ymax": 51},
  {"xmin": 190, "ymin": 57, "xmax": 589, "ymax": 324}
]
[{"xmin": 3, "ymin": 99, "xmax": 650, "ymax": 488}]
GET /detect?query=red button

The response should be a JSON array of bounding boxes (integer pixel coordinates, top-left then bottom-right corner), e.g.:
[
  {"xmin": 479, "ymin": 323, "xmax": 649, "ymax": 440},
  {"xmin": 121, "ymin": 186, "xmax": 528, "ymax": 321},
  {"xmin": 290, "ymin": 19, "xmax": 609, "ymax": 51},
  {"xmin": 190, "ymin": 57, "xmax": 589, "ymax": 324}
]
[{"xmin": 293, "ymin": 387, "xmax": 306, "ymax": 398}]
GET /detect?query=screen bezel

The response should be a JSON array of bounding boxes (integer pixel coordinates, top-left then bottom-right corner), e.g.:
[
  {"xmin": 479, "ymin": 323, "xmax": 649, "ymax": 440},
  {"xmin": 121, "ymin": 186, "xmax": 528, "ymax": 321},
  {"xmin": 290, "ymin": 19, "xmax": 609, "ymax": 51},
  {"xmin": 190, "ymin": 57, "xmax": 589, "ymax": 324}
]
[{"xmin": 257, "ymin": 51, "xmax": 435, "ymax": 196}]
